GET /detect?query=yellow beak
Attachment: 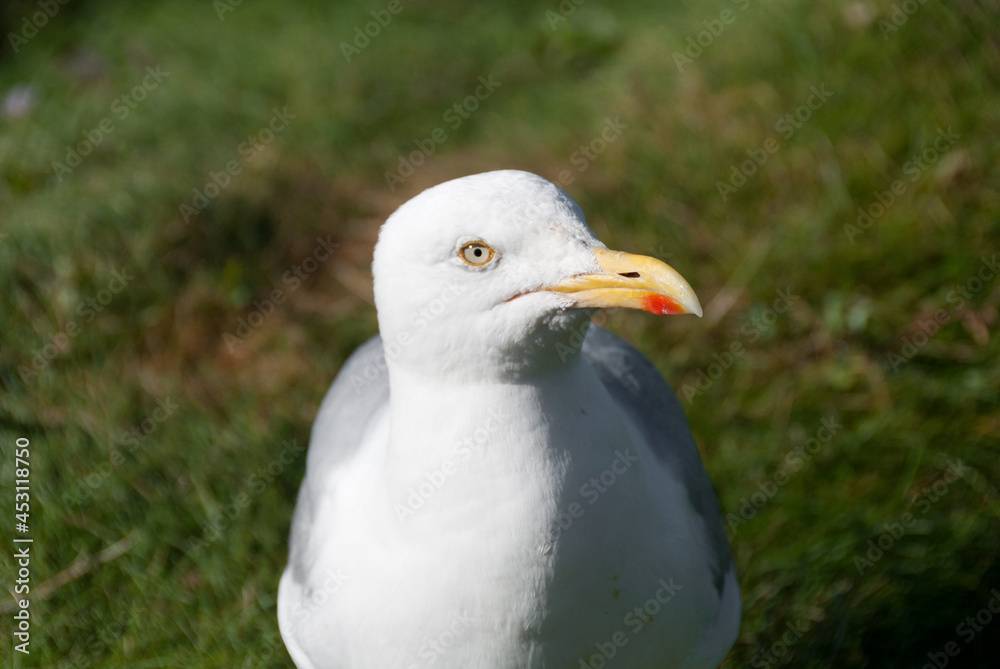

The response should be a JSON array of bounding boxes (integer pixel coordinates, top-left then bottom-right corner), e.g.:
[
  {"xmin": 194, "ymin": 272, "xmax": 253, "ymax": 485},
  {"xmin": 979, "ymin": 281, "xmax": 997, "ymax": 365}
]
[{"xmin": 542, "ymin": 247, "xmax": 703, "ymax": 316}]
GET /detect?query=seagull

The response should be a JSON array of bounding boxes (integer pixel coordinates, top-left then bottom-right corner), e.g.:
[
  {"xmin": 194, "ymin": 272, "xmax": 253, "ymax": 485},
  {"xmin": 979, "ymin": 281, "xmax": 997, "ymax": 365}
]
[{"xmin": 278, "ymin": 170, "xmax": 740, "ymax": 669}]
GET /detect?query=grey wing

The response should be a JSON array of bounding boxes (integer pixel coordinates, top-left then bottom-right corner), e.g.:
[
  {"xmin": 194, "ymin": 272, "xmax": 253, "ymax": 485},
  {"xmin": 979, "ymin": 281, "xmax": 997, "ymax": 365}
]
[
  {"xmin": 286, "ymin": 335, "xmax": 388, "ymax": 582},
  {"xmin": 582, "ymin": 325, "xmax": 732, "ymax": 596}
]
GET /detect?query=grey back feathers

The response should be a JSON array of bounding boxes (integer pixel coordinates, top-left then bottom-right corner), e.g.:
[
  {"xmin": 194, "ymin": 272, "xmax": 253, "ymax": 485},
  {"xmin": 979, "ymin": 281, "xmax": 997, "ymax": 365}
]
[
  {"xmin": 287, "ymin": 335, "xmax": 389, "ymax": 582},
  {"xmin": 581, "ymin": 326, "xmax": 732, "ymax": 595}
]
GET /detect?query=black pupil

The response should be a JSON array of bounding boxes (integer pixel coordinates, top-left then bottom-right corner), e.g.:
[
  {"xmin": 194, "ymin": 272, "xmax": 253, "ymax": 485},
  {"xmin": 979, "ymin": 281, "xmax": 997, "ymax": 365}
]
[{"xmin": 473, "ymin": 248, "xmax": 482, "ymax": 257}]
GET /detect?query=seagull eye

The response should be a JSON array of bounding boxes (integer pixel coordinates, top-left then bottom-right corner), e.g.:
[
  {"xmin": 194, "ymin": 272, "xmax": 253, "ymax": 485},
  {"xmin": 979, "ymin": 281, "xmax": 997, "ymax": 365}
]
[{"xmin": 459, "ymin": 241, "xmax": 495, "ymax": 266}]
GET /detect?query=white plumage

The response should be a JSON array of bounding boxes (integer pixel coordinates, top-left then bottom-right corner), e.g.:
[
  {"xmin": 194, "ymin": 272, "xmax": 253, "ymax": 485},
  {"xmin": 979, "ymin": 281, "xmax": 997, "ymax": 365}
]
[{"xmin": 278, "ymin": 170, "xmax": 739, "ymax": 668}]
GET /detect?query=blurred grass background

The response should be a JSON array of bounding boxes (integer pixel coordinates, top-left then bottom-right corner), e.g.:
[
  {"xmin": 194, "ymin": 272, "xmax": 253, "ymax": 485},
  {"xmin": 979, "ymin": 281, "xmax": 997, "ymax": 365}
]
[{"xmin": 1, "ymin": 0, "xmax": 998, "ymax": 666}]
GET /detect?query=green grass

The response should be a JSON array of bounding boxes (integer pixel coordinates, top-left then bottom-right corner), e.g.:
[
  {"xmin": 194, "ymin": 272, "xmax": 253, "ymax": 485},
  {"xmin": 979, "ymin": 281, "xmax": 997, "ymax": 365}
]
[{"xmin": 1, "ymin": 0, "xmax": 998, "ymax": 666}]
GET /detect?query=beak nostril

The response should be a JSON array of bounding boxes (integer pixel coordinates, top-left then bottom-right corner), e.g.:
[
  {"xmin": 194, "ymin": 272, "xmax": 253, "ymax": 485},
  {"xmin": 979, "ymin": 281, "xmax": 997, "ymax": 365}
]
[{"xmin": 618, "ymin": 272, "xmax": 641, "ymax": 278}]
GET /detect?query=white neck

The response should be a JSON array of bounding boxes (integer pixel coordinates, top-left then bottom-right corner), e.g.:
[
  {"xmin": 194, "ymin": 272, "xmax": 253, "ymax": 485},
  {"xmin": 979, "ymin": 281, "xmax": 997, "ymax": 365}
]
[{"xmin": 379, "ymin": 359, "xmax": 626, "ymax": 538}]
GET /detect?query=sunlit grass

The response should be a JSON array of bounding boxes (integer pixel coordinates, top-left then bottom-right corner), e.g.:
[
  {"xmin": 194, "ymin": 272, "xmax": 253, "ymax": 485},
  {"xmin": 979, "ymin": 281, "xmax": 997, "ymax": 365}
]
[{"xmin": 1, "ymin": 0, "xmax": 998, "ymax": 666}]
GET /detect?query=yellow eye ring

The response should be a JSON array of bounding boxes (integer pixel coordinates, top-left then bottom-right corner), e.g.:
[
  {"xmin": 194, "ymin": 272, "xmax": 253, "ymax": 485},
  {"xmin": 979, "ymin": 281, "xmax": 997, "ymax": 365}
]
[{"xmin": 459, "ymin": 241, "xmax": 495, "ymax": 266}]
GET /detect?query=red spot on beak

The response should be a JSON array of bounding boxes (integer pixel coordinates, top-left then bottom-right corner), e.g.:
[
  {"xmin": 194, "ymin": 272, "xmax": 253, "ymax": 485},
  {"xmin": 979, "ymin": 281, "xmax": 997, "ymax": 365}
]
[{"xmin": 640, "ymin": 293, "xmax": 684, "ymax": 315}]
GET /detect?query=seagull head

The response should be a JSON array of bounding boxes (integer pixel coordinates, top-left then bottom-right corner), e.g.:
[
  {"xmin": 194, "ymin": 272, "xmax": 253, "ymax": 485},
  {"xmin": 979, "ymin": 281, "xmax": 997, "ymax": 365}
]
[{"xmin": 372, "ymin": 170, "xmax": 702, "ymax": 382}]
